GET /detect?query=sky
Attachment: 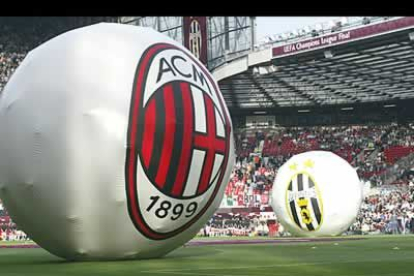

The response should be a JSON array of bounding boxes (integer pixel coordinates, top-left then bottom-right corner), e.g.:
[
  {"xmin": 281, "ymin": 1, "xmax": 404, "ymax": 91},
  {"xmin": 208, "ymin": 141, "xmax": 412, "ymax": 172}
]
[{"xmin": 256, "ymin": 17, "xmax": 350, "ymax": 41}]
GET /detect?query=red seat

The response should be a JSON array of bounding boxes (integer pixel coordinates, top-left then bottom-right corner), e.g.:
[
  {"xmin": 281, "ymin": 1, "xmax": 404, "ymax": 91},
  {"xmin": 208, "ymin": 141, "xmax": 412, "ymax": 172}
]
[{"xmin": 384, "ymin": 146, "xmax": 414, "ymax": 164}]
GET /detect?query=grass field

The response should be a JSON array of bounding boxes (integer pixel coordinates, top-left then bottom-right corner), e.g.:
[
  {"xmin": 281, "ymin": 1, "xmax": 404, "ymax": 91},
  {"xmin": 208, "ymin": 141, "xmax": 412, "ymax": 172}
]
[{"xmin": 1, "ymin": 235, "xmax": 414, "ymax": 276}]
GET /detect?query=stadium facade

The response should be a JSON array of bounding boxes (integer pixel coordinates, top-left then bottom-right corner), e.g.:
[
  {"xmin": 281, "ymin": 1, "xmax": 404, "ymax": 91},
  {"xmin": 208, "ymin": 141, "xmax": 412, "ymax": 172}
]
[
  {"xmin": 119, "ymin": 17, "xmax": 414, "ymax": 127},
  {"xmin": 119, "ymin": 16, "xmax": 255, "ymax": 70},
  {"xmin": 2, "ymin": 16, "xmax": 414, "ymax": 240}
]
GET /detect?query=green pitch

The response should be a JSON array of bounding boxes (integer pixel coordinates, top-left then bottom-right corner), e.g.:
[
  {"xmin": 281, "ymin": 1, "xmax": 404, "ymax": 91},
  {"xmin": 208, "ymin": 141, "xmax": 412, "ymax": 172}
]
[{"xmin": 1, "ymin": 235, "xmax": 414, "ymax": 276}]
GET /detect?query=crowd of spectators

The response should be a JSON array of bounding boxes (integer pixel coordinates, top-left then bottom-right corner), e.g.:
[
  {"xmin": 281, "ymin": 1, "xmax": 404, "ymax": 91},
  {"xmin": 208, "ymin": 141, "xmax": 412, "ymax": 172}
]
[
  {"xmin": 197, "ymin": 212, "xmax": 281, "ymax": 237},
  {"xmin": 349, "ymin": 183, "xmax": 414, "ymax": 235},
  {"xmin": 0, "ymin": 50, "xmax": 25, "ymax": 92},
  {"xmin": 209, "ymin": 123, "xmax": 414, "ymax": 236},
  {"xmin": 2, "ymin": 19, "xmax": 414, "ymax": 240},
  {"xmin": 0, "ymin": 25, "xmax": 28, "ymax": 92},
  {"xmin": 236, "ymin": 124, "xmax": 414, "ymax": 183},
  {"xmin": 0, "ymin": 18, "xmax": 85, "ymax": 242},
  {"xmin": 0, "ymin": 199, "xmax": 23, "ymax": 241},
  {"xmin": 204, "ymin": 182, "xmax": 414, "ymax": 238},
  {"xmin": 0, "ymin": 18, "xmax": 83, "ymax": 94},
  {"xmin": 222, "ymin": 158, "xmax": 274, "ymax": 208},
  {"xmin": 2, "ymin": 121, "xmax": 414, "ymax": 239},
  {"xmin": 0, "ymin": 20, "xmax": 43, "ymax": 93}
]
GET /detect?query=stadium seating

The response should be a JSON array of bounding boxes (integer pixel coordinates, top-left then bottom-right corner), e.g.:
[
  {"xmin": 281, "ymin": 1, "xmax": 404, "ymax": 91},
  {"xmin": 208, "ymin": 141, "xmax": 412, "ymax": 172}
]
[
  {"xmin": 384, "ymin": 146, "xmax": 414, "ymax": 164},
  {"xmin": 1, "ymin": 18, "xmax": 414, "ymax": 238}
]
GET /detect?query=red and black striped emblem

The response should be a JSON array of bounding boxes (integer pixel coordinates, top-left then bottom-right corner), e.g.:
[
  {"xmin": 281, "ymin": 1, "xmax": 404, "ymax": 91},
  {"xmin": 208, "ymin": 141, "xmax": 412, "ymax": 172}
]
[{"xmin": 125, "ymin": 43, "xmax": 232, "ymax": 240}]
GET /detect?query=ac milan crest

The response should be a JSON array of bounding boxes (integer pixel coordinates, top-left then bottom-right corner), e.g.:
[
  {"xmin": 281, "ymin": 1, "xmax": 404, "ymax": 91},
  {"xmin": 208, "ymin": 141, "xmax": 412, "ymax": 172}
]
[{"xmin": 125, "ymin": 43, "xmax": 232, "ymax": 240}]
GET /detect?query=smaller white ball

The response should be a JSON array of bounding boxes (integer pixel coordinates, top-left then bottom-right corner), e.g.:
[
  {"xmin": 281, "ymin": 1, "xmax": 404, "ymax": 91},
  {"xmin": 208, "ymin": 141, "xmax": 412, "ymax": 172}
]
[{"xmin": 271, "ymin": 151, "xmax": 362, "ymax": 237}]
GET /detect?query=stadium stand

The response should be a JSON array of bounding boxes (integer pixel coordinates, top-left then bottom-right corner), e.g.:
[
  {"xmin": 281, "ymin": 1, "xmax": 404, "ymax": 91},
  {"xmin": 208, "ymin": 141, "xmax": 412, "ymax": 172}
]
[
  {"xmin": 209, "ymin": 123, "xmax": 414, "ymax": 236},
  {"xmin": 2, "ymin": 16, "xmax": 414, "ymax": 240}
]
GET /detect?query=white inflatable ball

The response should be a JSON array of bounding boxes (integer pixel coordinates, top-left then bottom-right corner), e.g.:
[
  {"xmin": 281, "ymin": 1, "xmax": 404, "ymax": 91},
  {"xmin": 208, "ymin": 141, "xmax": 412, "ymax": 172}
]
[
  {"xmin": 271, "ymin": 151, "xmax": 362, "ymax": 237},
  {"xmin": 0, "ymin": 23, "xmax": 234, "ymax": 260}
]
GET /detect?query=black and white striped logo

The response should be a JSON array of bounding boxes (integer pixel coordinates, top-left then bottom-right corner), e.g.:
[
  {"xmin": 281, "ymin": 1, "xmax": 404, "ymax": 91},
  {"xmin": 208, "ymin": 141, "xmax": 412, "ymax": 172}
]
[{"xmin": 286, "ymin": 172, "xmax": 323, "ymax": 231}]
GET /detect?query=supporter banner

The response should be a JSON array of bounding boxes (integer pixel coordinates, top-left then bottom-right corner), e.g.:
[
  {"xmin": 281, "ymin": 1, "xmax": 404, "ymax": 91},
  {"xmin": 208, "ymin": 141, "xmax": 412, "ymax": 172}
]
[
  {"xmin": 183, "ymin": 17, "xmax": 208, "ymax": 66},
  {"xmin": 217, "ymin": 206, "xmax": 274, "ymax": 213},
  {"xmin": 272, "ymin": 17, "xmax": 414, "ymax": 58}
]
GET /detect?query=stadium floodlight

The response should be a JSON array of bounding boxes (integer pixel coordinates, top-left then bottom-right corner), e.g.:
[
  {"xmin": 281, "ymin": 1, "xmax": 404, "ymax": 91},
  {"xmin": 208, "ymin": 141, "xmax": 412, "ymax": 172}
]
[
  {"xmin": 409, "ymin": 32, "xmax": 414, "ymax": 41},
  {"xmin": 384, "ymin": 104, "xmax": 397, "ymax": 108},
  {"xmin": 311, "ymin": 29, "xmax": 319, "ymax": 37},
  {"xmin": 362, "ymin": 17, "xmax": 371, "ymax": 25},
  {"xmin": 341, "ymin": 107, "xmax": 354, "ymax": 111},
  {"xmin": 253, "ymin": 111, "xmax": 267, "ymax": 115},
  {"xmin": 298, "ymin": 109, "xmax": 310, "ymax": 113},
  {"xmin": 324, "ymin": 50, "xmax": 334, "ymax": 59},
  {"xmin": 315, "ymin": 23, "xmax": 323, "ymax": 31},
  {"xmin": 255, "ymin": 65, "xmax": 277, "ymax": 75},
  {"xmin": 330, "ymin": 20, "xmax": 342, "ymax": 32},
  {"xmin": 267, "ymin": 65, "xmax": 277, "ymax": 73},
  {"xmin": 258, "ymin": 67, "xmax": 267, "ymax": 75}
]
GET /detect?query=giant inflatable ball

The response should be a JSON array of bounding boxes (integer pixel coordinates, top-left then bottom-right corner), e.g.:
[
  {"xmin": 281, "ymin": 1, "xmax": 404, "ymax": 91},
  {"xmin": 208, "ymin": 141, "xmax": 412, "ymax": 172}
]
[
  {"xmin": 0, "ymin": 23, "xmax": 234, "ymax": 260},
  {"xmin": 271, "ymin": 151, "xmax": 362, "ymax": 237}
]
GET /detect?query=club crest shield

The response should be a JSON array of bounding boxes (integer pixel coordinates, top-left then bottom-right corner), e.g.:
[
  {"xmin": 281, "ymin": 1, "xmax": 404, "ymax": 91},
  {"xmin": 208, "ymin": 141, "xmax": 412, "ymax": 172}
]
[
  {"xmin": 285, "ymin": 171, "xmax": 324, "ymax": 232},
  {"xmin": 125, "ymin": 43, "xmax": 231, "ymax": 240}
]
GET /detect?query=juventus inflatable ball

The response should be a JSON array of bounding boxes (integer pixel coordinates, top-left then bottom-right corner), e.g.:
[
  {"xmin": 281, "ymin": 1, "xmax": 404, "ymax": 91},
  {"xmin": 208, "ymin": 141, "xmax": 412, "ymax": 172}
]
[
  {"xmin": 0, "ymin": 23, "xmax": 234, "ymax": 260},
  {"xmin": 271, "ymin": 151, "xmax": 362, "ymax": 237}
]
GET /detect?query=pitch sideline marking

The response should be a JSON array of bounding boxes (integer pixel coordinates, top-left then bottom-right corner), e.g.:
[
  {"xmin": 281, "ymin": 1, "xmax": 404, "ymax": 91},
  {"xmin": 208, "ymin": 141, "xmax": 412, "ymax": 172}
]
[
  {"xmin": 141, "ymin": 258, "xmax": 414, "ymax": 273},
  {"xmin": 147, "ymin": 272, "xmax": 414, "ymax": 276},
  {"xmin": 148, "ymin": 272, "xmax": 255, "ymax": 276}
]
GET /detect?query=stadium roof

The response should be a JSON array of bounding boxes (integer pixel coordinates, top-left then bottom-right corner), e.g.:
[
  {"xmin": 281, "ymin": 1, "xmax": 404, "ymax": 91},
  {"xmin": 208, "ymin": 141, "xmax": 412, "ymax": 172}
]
[{"xmin": 216, "ymin": 17, "xmax": 414, "ymax": 115}]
